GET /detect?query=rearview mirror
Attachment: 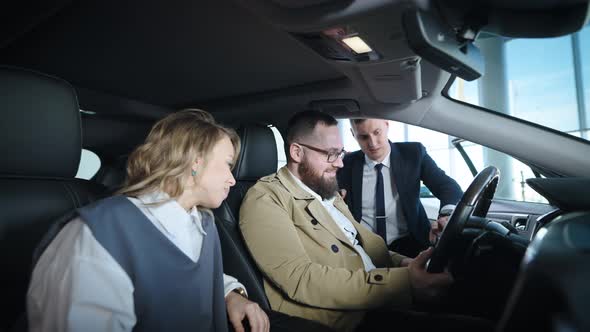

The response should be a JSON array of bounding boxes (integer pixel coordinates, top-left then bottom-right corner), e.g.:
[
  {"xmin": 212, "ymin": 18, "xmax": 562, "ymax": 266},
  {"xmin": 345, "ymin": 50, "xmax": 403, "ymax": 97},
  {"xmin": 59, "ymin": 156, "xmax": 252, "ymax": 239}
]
[{"xmin": 403, "ymin": 8, "xmax": 484, "ymax": 81}]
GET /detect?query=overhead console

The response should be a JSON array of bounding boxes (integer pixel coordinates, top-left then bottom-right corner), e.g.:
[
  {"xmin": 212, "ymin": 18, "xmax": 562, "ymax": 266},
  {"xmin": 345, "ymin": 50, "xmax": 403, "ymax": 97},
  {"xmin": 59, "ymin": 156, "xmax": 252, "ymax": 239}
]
[
  {"xmin": 237, "ymin": 0, "xmax": 429, "ymax": 105},
  {"xmin": 294, "ymin": 24, "xmax": 424, "ymax": 104},
  {"xmin": 238, "ymin": 0, "xmax": 590, "ymax": 105}
]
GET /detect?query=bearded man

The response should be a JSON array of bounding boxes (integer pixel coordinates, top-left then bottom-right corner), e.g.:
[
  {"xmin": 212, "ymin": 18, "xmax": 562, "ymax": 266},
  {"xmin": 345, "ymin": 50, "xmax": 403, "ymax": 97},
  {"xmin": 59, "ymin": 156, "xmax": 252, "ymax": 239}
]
[{"xmin": 238, "ymin": 111, "xmax": 483, "ymax": 332}]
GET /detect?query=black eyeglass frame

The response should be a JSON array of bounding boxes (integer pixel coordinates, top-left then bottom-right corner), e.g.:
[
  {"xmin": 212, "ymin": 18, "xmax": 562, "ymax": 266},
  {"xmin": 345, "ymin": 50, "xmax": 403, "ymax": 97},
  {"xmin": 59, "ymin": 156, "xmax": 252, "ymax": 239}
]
[{"xmin": 295, "ymin": 142, "xmax": 346, "ymax": 163}]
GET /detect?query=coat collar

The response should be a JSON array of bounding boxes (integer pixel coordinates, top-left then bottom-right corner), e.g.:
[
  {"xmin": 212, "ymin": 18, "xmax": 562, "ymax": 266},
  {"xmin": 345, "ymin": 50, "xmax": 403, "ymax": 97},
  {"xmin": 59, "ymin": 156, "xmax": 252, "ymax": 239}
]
[
  {"xmin": 277, "ymin": 166, "xmax": 354, "ymax": 246},
  {"xmin": 276, "ymin": 166, "xmax": 392, "ymax": 267},
  {"xmin": 276, "ymin": 166, "xmax": 315, "ymax": 200}
]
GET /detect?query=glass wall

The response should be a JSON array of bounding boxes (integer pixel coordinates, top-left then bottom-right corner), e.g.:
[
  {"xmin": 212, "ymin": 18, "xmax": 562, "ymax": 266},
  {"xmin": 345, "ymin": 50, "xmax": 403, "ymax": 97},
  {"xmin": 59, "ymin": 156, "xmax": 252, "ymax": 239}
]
[
  {"xmin": 451, "ymin": 25, "xmax": 590, "ymax": 139},
  {"xmin": 579, "ymin": 26, "xmax": 590, "ymax": 137},
  {"xmin": 435, "ymin": 24, "xmax": 589, "ymax": 202}
]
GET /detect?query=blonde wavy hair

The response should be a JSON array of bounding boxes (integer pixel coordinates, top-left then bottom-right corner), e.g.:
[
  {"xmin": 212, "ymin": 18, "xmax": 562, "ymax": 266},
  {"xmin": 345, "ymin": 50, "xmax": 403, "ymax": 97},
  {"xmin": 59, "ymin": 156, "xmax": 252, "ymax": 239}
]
[{"xmin": 118, "ymin": 109, "xmax": 240, "ymax": 199}]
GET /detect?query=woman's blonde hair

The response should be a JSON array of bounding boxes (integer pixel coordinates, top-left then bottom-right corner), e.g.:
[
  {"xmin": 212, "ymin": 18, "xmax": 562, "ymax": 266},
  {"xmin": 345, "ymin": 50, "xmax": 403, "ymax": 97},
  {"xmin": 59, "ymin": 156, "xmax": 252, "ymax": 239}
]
[{"xmin": 118, "ymin": 109, "xmax": 240, "ymax": 198}]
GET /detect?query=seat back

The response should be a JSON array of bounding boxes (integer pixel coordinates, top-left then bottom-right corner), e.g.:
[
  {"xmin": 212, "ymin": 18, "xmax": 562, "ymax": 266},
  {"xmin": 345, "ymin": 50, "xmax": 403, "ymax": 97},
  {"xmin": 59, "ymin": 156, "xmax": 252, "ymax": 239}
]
[
  {"xmin": 214, "ymin": 124, "xmax": 278, "ymax": 311},
  {"xmin": 0, "ymin": 66, "xmax": 106, "ymax": 329}
]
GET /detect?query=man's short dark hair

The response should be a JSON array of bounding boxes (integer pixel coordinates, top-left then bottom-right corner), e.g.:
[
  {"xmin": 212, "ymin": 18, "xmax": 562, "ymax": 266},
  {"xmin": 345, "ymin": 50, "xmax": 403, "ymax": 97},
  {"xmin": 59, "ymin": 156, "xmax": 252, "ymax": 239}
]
[
  {"xmin": 285, "ymin": 110, "xmax": 338, "ymax": 161},
  {"xmin": 349, "ymin": 118, "xmax": 367, "ymax": 127}
]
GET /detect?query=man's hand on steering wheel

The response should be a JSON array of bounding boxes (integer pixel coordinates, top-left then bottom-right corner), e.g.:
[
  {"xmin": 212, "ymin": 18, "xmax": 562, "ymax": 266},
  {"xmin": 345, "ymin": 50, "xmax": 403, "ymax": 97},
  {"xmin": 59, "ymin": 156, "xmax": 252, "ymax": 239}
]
[
  {"xmin": 409, "ymin": 247, "xmax": 454, "ymax": 304},
  {"xmin": 429, "ymin": 215, "xmax": 450, "ymax": 245}
]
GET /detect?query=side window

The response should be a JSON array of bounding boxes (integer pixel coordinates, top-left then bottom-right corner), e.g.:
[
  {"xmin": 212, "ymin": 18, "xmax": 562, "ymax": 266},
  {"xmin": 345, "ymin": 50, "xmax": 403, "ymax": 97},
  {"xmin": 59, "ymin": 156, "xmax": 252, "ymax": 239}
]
[
  {"xmin": 269, "ymin": 125, "xmax": 287, "ymax": 170},
  {"xmin": 76, "ymin": 149, "xmax": 101, "ymax": 180}
]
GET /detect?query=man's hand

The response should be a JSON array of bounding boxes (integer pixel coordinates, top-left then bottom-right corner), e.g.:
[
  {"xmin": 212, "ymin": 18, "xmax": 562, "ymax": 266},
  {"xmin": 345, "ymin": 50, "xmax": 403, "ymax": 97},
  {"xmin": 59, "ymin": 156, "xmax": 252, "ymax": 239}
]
[
  {"xmin": 429, "ymin": 215, "xmax": 449, "ymax": 245},
  {"xmin": 400, "ymin": 257, "xmax": 413, "ymax": 267},
  {"xmin": 407, "ymin": 247, "xmax": 453, "ymax": 304},
  {"xmin": 225, "ymin": 291, "xmax": 270, "ymax": 332},
  {"xmin": 338, "ymin": 188, "xmax": 347, "ymax": 199}
]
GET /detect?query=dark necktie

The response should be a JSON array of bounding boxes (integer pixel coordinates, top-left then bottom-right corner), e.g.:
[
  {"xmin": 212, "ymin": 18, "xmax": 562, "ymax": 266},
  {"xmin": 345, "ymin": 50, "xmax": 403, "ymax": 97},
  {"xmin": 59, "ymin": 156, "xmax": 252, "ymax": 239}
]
[{"xmin": 375, "ymin": 163, "xmax": 387, "ymax": 241}]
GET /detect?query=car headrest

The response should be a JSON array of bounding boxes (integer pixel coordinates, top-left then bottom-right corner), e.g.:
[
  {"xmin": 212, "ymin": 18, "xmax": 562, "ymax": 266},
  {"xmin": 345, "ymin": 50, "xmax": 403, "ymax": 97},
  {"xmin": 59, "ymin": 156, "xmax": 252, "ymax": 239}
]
[
  {"xmin": 233, "ymin": 124, "xmax": 278, "ymax": 181},
  {"xmin": 0, "ymin": 66, "xmax": 81, "ymax": 178}
]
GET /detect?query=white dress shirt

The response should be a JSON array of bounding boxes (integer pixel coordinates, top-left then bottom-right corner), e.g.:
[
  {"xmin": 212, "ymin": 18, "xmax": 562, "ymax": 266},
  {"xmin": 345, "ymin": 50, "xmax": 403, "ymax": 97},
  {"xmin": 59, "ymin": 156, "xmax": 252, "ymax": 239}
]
[
  {"xmin": 288, "ymin": 170, "xmax": 376, "ymax": 272},
  {"xmin": 27, "ymin": 192, "xmax": 245, "ymax": 332},
  {"xmin": 361, "ymin": 150, "xmax": 409, "ymax": 245}
]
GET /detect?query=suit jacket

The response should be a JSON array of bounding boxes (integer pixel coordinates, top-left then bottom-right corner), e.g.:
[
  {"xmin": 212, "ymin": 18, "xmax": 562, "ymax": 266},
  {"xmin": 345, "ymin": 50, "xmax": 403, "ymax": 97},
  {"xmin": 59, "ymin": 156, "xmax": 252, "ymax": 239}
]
[
  {"xmin": 337, "ymin": 141, "xmax": 463, "ymax": 246},
  {"xmin": 239, "ymin": 167, "xmax": 412, "ymax": 332}
]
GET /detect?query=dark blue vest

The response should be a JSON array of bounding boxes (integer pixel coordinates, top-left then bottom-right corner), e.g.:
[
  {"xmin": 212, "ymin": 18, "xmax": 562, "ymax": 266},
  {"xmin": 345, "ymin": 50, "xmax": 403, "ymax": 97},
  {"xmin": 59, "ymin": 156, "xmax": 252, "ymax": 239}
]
[{"xmin": 38, "ymin": 195, "xmax": 228, "ymax": 332}]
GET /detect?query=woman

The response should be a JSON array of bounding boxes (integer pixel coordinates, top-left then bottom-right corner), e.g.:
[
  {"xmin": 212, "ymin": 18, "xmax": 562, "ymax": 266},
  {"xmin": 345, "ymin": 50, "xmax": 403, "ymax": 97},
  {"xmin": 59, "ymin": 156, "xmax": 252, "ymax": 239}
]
[{"xmin": 27, "ymin": 109, "xmax": 269, "ymax": 332}]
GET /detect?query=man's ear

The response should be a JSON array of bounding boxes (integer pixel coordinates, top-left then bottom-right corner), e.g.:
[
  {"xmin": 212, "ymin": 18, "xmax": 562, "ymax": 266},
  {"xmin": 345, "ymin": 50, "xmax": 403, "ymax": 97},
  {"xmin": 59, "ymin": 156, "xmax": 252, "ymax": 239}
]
[{"xmin": 289, "ymin": 143, "xmax": 303, "ymax": 163}]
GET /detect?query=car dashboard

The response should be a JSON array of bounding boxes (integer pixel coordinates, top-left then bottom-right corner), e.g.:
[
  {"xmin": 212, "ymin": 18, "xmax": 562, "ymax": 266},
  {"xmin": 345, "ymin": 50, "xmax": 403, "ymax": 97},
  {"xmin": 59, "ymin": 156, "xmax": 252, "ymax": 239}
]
[{"xmin": 497, "ymin": 178, "xmax": 590, "ymax": 331}]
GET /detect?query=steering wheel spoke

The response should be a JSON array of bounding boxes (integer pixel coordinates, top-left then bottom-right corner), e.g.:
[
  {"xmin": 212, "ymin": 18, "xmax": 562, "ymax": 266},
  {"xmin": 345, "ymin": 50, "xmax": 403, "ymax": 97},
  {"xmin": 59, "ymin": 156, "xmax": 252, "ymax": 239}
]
[{"xmin": 427, "ymin": 166, "xmax": 500, "ymax": 273}]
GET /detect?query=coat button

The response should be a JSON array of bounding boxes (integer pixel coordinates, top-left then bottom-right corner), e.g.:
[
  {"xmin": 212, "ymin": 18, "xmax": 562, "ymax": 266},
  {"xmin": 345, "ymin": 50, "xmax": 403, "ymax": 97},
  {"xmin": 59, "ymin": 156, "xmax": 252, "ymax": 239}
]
[
  {"xmin": 311, "ymin": 219, "xmax": 318, "ymax": 225},
  {"xmin": 374, "ymin": 274, "xmax": 383, "ymax": 281},
  {"xmin": 331, "ymin": 244, "xmax": 339, "ymax": 253}
]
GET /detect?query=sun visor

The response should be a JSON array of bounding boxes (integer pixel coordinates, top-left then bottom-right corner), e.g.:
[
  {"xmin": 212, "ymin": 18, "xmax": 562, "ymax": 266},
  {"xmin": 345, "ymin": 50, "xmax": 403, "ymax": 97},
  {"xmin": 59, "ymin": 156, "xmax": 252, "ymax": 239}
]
[{"xmin": 358, "ymin": 57, "xmax": 422, "ymax": 103}]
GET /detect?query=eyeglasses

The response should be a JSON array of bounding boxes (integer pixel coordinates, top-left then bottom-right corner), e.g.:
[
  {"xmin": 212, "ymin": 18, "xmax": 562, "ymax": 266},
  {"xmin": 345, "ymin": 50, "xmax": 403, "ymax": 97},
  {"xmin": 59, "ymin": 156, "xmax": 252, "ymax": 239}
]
[{"xmin": 296, "ymin": 142, "xmax": 346, "ymax": 163}]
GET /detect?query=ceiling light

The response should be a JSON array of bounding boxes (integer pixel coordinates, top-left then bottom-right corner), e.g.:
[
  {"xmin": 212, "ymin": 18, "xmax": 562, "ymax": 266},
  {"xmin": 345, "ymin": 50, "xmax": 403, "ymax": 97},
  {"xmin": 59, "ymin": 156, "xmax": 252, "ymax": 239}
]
[{"xmin": 341, "ymin": 36, "xmax": 373, "ymax": 54}]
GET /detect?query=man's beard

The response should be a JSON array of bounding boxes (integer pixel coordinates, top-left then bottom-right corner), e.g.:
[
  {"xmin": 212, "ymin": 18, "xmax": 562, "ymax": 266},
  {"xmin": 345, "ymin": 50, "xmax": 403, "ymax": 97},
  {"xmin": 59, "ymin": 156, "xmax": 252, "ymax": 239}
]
[{"xmin": 298, "ymin": 159, "xmax": 339, "ymax": 200}]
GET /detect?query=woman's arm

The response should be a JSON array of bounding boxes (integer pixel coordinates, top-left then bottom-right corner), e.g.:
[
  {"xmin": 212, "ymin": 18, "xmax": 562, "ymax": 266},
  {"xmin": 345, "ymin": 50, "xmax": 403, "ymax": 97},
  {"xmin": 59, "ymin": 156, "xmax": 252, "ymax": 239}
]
[{"xmin": 27, "ymin": 218, "xmax": 136, "ymax": 332}]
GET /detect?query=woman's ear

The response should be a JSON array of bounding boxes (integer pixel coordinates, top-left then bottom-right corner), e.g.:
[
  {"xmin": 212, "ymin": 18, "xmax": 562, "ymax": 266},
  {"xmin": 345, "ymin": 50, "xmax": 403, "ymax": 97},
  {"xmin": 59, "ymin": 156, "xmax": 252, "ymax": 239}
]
[{"xmin": 191, "ymin": 158, "xmax": 202, "ymax": 176}]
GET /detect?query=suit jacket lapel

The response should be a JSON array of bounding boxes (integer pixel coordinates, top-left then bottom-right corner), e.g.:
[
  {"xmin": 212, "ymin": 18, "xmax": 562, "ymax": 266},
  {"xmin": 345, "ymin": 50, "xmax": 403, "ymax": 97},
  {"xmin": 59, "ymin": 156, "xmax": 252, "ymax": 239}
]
[
  {"xmin": 351, "ymin": 152, "xmax": 364, "ymax": 221},
  {"xmin": 389, "ymin": 142, "xmax": 404, "ymax": 197},
  {"xmin": 389, "ymin": 142, "xmax": 407, "ymax": 219}
]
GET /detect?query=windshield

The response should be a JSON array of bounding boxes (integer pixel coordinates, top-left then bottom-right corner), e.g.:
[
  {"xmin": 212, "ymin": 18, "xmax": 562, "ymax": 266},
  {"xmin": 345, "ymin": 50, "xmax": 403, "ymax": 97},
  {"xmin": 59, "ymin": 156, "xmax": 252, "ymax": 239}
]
[
  {"xmin": 447, "ymin": 25, "xmax": 590, "ymax": 141},
  {"xmin": 340, "ymin": 27, "xmax": 590, "ymax": 205}
]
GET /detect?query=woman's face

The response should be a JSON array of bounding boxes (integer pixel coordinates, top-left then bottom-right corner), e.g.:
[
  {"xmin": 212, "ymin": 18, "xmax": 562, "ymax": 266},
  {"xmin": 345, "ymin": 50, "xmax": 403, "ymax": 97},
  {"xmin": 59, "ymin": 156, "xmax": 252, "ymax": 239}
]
[{"xmin": 193, "ymin": 135, "xmax": 236, "ymax": 209}]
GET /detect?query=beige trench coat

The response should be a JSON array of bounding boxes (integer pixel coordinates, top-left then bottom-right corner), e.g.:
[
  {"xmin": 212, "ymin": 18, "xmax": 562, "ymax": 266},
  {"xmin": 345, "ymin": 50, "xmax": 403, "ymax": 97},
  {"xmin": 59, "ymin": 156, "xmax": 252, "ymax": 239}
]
[{"xmin": 239, "ymin": 167, "xmax": 413, "ymax": 331}]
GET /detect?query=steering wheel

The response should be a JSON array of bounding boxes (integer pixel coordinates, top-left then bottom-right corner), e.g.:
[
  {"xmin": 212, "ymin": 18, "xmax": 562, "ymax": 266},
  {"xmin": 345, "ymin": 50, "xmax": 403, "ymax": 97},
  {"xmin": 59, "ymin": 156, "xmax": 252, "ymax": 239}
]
[{"xmin": 427, "ymin": 166, "xmax": 500, "ymax": 273}]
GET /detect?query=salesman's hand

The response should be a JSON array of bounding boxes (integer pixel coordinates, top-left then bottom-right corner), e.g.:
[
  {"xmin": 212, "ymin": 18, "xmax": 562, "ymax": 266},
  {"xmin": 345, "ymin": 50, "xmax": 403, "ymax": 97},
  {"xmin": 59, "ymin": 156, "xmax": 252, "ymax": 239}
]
[
  {"xmin": 225, "ymin": 291, "xmax": 270, "ymax": 332},
  {"xmin": 429, "ymin": 215, "xmax": 449, "ymax": 245},
  {"xmin": 408, "ymin": 247, "xmax": 453, "ymax": 304}
]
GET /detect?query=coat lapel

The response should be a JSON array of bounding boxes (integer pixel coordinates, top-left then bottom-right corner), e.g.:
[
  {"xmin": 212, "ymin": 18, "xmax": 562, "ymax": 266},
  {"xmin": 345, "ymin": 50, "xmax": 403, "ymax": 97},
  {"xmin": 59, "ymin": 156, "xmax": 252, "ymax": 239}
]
[
  {"xmin": 277, "ymin": 167, "xmax": 351, "ymax": 245},
  {"xmin": 337, "ymin": 198, "xmax": 391, "ymax": 268},
  {"xmin": 334, "ymin": 198, "xmax": 391, "ymax": 267},
  {"xmin": 306, "ymin": 200, "xmax": 350, "ymax": 245},
  {"xmin": 277, "ymin": 166, "xmax": 392, "ymax": 267}
]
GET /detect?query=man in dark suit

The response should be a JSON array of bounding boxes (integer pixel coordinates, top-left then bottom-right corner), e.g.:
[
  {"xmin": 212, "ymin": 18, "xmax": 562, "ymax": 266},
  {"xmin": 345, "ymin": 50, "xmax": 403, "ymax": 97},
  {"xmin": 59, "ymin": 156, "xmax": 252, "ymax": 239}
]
[{"xmin": 337, "ymin": 118, "xmax": 463, "ymax": 258}]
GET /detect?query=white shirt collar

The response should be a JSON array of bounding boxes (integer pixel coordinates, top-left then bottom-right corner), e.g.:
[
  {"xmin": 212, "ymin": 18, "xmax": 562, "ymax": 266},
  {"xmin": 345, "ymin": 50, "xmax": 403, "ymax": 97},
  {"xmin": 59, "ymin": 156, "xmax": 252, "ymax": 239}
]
[
  {"xmin": 136, "ymin": 191, "xmax": 206, "ymax": 236},
  {"xmin": 364, "ymin": 148, "xmax": 391, "ymax": 169},
  {"xmin": 287, "ymin": 169, "xmax": 336, "ymax": 204}
]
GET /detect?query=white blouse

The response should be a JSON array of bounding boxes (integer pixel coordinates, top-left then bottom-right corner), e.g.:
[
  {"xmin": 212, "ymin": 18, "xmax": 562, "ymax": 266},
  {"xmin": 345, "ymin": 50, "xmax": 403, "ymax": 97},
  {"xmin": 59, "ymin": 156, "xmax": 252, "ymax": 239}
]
[{"xmin": 27, "ymin": 192, "xmax": 245, "ymax": 332}]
